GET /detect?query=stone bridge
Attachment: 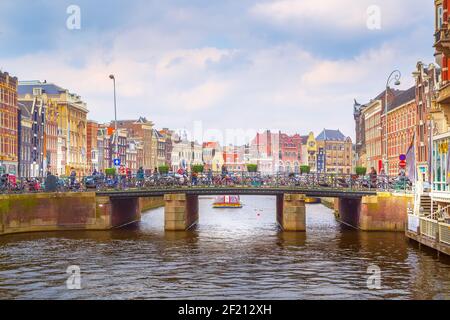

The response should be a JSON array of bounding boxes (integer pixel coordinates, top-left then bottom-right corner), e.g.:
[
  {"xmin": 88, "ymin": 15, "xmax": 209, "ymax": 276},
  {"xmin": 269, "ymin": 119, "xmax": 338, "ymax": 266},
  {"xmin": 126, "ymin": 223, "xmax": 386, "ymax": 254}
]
[{"xmin": 0, "ymin": 187, "xmax": 412, "ymax": 236}]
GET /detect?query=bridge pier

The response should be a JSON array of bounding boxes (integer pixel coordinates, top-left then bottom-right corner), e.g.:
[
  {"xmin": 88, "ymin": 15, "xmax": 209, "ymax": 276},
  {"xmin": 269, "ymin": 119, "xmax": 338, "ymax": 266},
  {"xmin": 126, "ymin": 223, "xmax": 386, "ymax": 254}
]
[
  {"xmin": 164, "ymin": 194, "xmax": 199, "ymax": 231},
  {"xmin": 276, "ymin": 194, "xmax": 306, "ymax": 232},
  {"xmin": 335, "ymin": 193, "xmax": 412, "ymax": 231},
  {"xmin": 96, "ymin": 197, "xmax": 142, "ymax": 229}
]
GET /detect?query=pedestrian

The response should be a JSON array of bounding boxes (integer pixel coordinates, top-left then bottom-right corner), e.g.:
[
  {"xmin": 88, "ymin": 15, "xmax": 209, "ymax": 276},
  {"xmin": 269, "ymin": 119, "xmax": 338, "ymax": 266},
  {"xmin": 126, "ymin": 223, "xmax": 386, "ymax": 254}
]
[
  {"xmin": 137, "ymin": 167, "xmax": 145, "ymax": 187},
  {"xmin": 119, "ymin": 165, "xmax": 127, "ymax": 189},
  {"xmin": 70, "ymin": 168, "xmax": 76, "ymax": 187},
  {"xmin": 369, "ymin": 167, "xmax": 377, "ymax": 188},
  {"xmin": 192, "ymin": 171, "xmax": 198, "ymax": 186}
]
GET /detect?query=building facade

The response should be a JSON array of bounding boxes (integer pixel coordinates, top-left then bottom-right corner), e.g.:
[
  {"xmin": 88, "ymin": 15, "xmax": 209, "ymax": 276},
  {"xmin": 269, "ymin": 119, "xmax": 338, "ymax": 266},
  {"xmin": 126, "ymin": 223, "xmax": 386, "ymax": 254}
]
[
  {"xmin": 249, "ymin": 130, "xmax": 277, "ymax": 174},
  {"xmin": 87, "ymin": 121, "xmax": 99, "ymax": 173},
  {"xmin": 17, "ymin": 99, "xmax": 46, "ymax": 177},
  {"xmin": 19, "ymin": 81, "xmax": 89, "ymax": 176},
  {"xmin": 0, "ymin": 71, "xmax": 19, "ymax": 175},
  {"xmin": 113, "ymin": 118, "xmax": 154, "ymax": 170},
  {"xmin": 316, "ymin": 129, "xmax": 353, "ymax": 174},
  {"xmin": 278, "ymin": 133, "xmax": 302, "ymax": 174},
  {"xmin": 413, "ymin": 62, "xmax": 439, "ymax": 182},
  {"xmin": 353, "ymin": 100, "xmax": 366, "ymax": 167},
  {"xmin": 300, "ymin": 132, "xmax": 317, "ymax": 172},
  {"xmin": 386, "ymin": 86, "xmax": 417, "ymax": 176},
  {"xmin": 18, "ymin": 103, "xmax": 33, "ymax": 178},
  {"xmin": 171, "ymin": 135, "xmax": 192, "ymax": 172}
]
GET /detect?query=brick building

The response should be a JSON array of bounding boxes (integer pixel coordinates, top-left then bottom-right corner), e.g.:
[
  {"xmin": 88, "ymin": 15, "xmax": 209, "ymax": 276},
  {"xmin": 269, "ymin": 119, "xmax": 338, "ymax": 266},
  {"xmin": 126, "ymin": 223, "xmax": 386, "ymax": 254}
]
[
  {"xmin": 113, "ymin": 118, "xmax": 153, "ymax": 170},
  {"xmin": 248, "ymin": 131, "xmax": 303, "ymax": 174},
  {"xmin": 87, "ymin": 120, "xmax": 99, "ymax": 173},
  {"xmin": 355, "ymin": 88, "xmax": 402, "ymax": 172},
  {"xmin": 385, "ymin": 86, "xmax": 417, "ymax": 176},
  {"xmin": 278, "ymin": 133, "xmax": 302, "ymax": 174},
  {"xmin": 0, "ymin": 71, "xmax": 19, "ymax": 175}
]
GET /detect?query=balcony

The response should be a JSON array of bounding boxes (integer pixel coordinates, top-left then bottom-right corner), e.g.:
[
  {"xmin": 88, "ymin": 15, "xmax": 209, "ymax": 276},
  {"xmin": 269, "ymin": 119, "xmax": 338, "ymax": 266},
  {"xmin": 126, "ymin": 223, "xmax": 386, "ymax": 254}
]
[
  {"xmin": 437, "ymin": 81, "xmax": 450, "ymax": 104},
  {"xmin": 434, "ymin": 27, "xmax": 450, "ymax": 57}
]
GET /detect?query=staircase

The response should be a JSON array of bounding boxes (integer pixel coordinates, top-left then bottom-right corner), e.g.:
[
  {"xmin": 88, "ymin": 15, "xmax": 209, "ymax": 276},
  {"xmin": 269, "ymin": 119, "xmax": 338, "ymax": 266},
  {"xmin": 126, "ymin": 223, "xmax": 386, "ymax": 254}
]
[{"xmin": 420, "ymin": 194, "xmax": 432, "ymax": 216}]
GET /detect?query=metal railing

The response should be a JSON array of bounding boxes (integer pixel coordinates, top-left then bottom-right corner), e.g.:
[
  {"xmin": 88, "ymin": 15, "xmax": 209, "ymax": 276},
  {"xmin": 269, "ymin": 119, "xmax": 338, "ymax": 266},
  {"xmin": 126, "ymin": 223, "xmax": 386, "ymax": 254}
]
[
  {"xmin": 407, "ymin": 214, "xmax": 420, "ymax": 233},
  {"xmin": 0, "ymin": 172, "xmax": 414, "ymax": 195},
  {"xmin": 439, "ymin": 222, "xmax": 450, "ymax": 245},
  {"xmin": 420, "ymin": 217, "xmax": 439, "ymax": 240}
]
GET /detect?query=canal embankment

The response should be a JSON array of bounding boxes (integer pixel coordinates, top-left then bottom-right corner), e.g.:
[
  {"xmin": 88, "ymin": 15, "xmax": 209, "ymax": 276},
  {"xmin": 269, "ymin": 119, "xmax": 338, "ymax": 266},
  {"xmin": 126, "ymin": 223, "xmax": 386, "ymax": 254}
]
[
  {"xmin": 0, "ymin": 193, "xmax": 164, "ymax": 236},
  {"xmin": 323, "ymin": 193, "xmax": 413, "ymax": 232}
]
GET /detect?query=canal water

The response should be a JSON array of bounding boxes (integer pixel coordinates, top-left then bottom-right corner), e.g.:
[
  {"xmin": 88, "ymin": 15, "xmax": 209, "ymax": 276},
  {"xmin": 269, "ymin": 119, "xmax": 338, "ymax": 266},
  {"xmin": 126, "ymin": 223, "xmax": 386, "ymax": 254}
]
[{"xmin": 0, "ymin": 196, "xmax": 449, "ymax": 300}]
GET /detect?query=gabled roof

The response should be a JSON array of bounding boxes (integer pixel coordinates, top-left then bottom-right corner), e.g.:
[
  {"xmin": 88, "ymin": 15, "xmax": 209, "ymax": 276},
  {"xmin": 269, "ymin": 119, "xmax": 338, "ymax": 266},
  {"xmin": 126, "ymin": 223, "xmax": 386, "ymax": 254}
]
[
  {"xmin": 387, "ymin": 86, "xmax": 416, "ymax": 112},
  {"xmin": 18, "ymin": 101, "xmax": 32, "ymax": 119},
  {"xmin": 18, "ymin": 81, "xmax": 67, "ymax": 96},
  {"xmin": 316, "ymin": 129, "xmax": 346, "ymax": 141},
  {"xmin": 300, "ymin": 135, "xmax": 309, "ymax": 144}
]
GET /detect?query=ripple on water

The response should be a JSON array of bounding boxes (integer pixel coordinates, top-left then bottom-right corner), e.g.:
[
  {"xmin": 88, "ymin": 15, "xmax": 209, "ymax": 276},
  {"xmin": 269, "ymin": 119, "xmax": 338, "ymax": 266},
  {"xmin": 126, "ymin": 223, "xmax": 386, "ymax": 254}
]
[{"xmin": 0, "ymin": 196, "xmax": 449, "ymax": 300}]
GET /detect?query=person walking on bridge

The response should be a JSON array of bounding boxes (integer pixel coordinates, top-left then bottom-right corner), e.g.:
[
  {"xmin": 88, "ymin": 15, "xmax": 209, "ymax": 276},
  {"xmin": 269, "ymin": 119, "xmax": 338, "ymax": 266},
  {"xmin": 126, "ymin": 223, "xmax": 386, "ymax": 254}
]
[
  {"xmin": 369, "ymin": 167, "xmax": 378, "ymax": 189},
  {"xmin": 69, "ymin": 168, "xmax": 76, "ymax": 188}
]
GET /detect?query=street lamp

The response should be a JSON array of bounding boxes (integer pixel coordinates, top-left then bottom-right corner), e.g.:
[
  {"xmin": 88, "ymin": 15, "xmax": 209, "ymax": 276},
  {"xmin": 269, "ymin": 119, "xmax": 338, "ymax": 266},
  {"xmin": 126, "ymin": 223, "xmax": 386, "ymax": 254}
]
[
  {"xmin": 109, "ymin": 74, "xmax": 119, "ymax": 164},
  {"xmin": 384, "ymin": 70, "xmax": 401, "ymax": 176}
]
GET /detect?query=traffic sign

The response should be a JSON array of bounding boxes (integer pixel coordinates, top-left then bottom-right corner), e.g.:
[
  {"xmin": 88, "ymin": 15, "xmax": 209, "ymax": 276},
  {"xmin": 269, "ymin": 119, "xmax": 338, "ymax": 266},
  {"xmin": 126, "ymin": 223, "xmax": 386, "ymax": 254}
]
[
  {"xmin": 114, "ymin": 158, "xmax": 121, "ymax": 166},
  {"xmin": 399, "ymin": 154, "xmax": 406, "ymax": 161},
  {"xmin": 399, "ymin": 160, "xmax": 406, "ymax": 168}
]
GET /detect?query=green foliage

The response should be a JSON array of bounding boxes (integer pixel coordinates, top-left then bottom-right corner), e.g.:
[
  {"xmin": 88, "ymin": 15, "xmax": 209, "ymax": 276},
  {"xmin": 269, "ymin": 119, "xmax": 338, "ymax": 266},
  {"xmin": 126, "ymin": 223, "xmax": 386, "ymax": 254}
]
[
  {"xmin": 300, "ymin": 165, "xmax": 311, "ymax": 174},
  {"xmin": 192, "ymin": 164, "xmax": 204, "ymax": 173},
  {"xmin": 105, "ymin": 168, "xmax": 116, "ymax": 176},
  {"xmin": 158, "ymin": 165, "xmax": 169, "ymax": 174},
  {"xmin": 246, "ymin": 164, "xmax": 258, "ymax": 172},
  {"xmin": 355, "ymin": 167, "xmax": 367, "ymax": 176}
]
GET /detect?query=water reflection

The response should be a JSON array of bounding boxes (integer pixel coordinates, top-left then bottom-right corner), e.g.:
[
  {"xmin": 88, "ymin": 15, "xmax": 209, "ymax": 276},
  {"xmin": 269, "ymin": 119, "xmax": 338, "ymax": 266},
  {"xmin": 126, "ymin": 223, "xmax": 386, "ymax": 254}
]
[{"xmin": 0, "ymin": 196, "xmax": 449, "ymax": 300}]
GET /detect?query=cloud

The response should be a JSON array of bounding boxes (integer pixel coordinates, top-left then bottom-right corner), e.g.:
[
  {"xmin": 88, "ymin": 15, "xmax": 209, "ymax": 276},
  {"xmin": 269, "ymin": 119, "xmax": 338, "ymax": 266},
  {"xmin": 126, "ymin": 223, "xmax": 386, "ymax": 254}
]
[
  {"xmin": 0, "ymin": 0, "xmax": 435, "ymax": 140},
  {"xmin": 250, "ymin": 0, "xmax": 431, "ymax": 35}
]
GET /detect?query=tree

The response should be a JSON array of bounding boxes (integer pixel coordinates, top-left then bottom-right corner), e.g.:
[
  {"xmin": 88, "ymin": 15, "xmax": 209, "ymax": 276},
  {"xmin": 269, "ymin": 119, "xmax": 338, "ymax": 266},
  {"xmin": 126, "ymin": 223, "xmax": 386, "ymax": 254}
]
[
  {"xmin": 300, "ymin": 165, "xmax": 311, "ymax": 174},
  {"xmin": 355, "ymin": 167, "xmax": 367, "ymax": 176},
  {"xmin": 158, "ymin": 165, "xmax": 169, "ymax": 174},
  {"xmin": 192, "ymin": 164, "xmax": 204, "ymax": 173},
  {"xmin": 105, "ymin": 168, "xmax": 116, "ymax": 176},
  {"xmin": 247, "ymin": 164, "xmax": 258, "ymax": 173}
]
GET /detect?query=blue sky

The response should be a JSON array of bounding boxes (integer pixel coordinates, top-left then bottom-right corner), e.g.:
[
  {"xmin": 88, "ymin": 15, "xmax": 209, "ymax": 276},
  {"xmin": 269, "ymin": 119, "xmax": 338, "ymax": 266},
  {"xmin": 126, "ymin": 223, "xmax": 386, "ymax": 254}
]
[{"xmin": 0, "ymin": 0, "xmax": 435, "ymax": 141}]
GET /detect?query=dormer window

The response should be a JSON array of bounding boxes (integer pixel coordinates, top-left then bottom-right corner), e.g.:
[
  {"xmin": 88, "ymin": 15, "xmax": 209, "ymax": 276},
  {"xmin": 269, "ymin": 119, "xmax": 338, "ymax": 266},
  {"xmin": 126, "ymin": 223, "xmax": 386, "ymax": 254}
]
[{"xmin": 33, "ymin": 88, "xmax": 42, "ymax": 96}]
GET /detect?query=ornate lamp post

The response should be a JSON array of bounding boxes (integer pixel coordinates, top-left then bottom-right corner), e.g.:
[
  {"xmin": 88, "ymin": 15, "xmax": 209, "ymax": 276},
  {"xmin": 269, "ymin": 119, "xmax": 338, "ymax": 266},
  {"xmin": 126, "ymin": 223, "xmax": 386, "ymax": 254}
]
[
  {"xmin": 109, "ymin": 74, "xmax": 119, "ymax": 164},
  {"xmin": 384, "ymin": 70, "xmax": 401, "ymax": 176}
]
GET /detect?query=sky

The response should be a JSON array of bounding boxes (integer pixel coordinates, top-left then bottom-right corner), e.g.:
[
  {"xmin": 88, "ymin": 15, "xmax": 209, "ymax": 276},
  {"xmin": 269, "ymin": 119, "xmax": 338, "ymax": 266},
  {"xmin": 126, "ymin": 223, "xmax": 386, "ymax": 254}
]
[{"xmin": 0, "ymin": 0, "xmax": 435, "ymax": 142}]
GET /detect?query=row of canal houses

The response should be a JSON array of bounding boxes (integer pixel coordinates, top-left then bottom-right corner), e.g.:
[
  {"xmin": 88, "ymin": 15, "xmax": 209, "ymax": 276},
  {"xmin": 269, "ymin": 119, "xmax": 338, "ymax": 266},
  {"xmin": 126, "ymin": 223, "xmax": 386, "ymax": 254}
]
[
  {"xmin": 1, "ymin": 72, "xmax": 354, "ymax": 177},
  {"xmin": 405, "ymin": 1, "xmax": 450, "ymax": 254},
  {"xmin": 0, "ymin": 77, "xmax": 176, "ymax": 177},
  {"xmin": 0, "ymin": 78, "xmax": 88, "ymax": 177}
]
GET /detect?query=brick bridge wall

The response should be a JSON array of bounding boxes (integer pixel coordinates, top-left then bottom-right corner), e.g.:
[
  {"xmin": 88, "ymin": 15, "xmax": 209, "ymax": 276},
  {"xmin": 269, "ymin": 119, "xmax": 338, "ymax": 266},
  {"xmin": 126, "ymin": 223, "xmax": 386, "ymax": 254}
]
[
  {"xmin": 335, "ymin": 193, "xmax": 413, "ymax": 231},
  {"xmin": 0, "ymin": 193, "xmax": 160, "ymax": 236}
]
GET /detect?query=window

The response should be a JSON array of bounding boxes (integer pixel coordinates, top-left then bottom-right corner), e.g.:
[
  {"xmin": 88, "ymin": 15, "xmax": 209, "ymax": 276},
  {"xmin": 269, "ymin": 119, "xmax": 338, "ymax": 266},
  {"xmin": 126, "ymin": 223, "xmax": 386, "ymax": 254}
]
[
  {"xmin": 33, "ymin": 88, "xmax": 42, "ymax": 96},
  {"xmin": 438, "ymin": 5, "xmax": 444, "ymax": 29}
]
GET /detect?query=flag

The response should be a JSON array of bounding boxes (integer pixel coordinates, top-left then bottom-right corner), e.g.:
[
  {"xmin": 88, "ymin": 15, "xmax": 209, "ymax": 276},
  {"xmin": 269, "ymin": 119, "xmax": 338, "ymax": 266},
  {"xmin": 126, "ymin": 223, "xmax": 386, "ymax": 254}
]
[{"xmin": 405, "ymin": 135, "xmax": 416, "ymax": 182}]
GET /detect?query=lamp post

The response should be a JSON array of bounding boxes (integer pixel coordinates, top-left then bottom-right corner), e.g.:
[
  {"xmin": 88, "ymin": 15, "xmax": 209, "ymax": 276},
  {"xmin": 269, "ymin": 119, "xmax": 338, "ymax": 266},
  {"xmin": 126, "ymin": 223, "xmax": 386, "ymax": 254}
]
[
  {"xmin": 384, "ymin": 70, "xmax": 401, "ymax": 176},
  {"xmin": 109, "ymin": 74, "xmax": 119, "ymax": 165}
]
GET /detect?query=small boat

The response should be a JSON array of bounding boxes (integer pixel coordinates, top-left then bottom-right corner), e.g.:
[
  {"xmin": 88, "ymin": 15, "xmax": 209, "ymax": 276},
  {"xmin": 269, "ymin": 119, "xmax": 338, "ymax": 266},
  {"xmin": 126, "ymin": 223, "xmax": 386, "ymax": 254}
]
[
  {"xmin": 213, "ymin": 195, "xmax": 243, "ymax": 208},
  {"xmin": 305, "ymin": 197, "xmax": 321, "ymax": 204}
]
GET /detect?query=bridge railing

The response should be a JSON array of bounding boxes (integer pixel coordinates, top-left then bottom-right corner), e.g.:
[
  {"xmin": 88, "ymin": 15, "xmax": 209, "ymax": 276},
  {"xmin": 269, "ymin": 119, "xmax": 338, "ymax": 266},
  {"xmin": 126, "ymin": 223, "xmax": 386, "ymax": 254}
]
[{"xmin": 0, "ymin": 171, "xmax": 413, "ymax": 194}]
